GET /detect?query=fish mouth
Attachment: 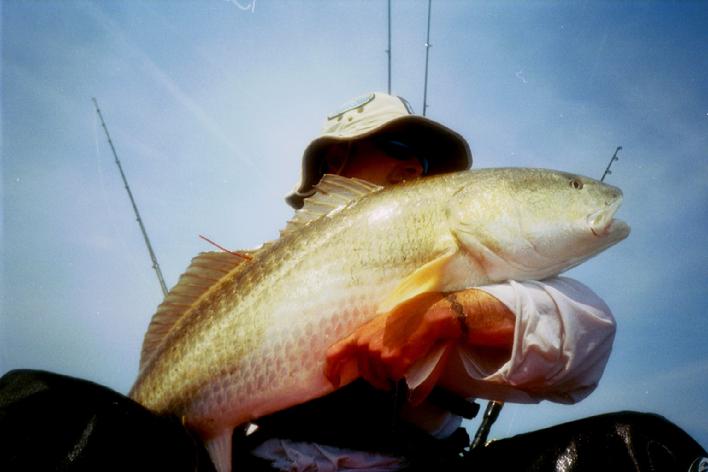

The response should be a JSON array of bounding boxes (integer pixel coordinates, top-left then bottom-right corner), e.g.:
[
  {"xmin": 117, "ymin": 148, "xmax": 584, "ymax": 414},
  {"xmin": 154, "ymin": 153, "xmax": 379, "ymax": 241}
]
[{"xmin": 586, "ymin": 196, "xmax": 631, "ymax": 240}]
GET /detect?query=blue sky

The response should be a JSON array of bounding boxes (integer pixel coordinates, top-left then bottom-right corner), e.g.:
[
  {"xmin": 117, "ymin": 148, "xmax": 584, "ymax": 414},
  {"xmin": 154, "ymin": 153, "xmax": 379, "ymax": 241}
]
[{"xmin": 2, "ymin": 1, "xmax": 707, "ymax": 448}]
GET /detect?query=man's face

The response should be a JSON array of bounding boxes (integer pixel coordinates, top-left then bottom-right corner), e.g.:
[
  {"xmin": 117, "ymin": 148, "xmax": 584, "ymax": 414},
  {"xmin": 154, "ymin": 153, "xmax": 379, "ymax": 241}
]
[{"xmin": 325, "ymin": 139, "xmax": 425, "ymax": 187}]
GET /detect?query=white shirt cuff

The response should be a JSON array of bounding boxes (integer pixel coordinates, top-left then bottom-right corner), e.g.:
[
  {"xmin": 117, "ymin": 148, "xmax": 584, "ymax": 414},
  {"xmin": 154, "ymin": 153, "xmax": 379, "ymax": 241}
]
[{"xmin": 452, "ymin": 276, "xmax": 616, "ymax": 404}]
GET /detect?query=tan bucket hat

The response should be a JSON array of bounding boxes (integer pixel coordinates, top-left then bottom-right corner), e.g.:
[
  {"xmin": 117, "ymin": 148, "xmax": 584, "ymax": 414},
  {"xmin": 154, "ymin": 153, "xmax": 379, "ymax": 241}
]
[{"xmin": 286, "ymin": 92, "xmax": 472, "ymax": 208}]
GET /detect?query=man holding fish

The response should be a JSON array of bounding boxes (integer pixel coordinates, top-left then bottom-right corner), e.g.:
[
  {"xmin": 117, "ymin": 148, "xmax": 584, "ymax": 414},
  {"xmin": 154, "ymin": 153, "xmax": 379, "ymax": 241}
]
[
  {"xmin": 225, "ymin": 92, "xmax": 620, "ymax": 470},
  {"xmin": 130, "ymin": 91, "xmax": 633, "ymax": 470}
]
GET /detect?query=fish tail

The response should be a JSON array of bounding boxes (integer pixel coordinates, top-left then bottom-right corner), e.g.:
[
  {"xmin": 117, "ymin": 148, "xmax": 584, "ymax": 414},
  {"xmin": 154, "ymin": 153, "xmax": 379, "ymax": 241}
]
[{"xmin": 205, "ymin": 430, "xmax": 233, "ymax": 472}]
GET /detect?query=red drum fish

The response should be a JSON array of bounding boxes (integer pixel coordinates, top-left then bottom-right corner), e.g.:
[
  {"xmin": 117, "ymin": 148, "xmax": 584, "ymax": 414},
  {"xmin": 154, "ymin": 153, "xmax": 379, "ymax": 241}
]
[{"xmin": 130, "ymin": 168, "xmax": 630, "ymax": 471}]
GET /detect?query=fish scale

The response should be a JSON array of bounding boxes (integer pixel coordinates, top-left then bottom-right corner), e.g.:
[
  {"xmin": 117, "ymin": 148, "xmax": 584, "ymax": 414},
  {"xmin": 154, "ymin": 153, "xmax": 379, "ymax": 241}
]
[
  {"xmin": 133, "ymin": 180, "xmax": 439, "ymax": 414},
  {"xmin": 130, "ymin": 169, "xmax": 629, "ymax": 472}
]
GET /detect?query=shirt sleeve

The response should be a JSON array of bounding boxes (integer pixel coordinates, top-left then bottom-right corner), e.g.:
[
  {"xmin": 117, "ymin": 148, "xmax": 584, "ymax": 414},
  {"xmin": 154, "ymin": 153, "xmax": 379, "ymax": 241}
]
[{"xmin": 448, "ymin": 276, "xmax": 616, "ymax": 405}]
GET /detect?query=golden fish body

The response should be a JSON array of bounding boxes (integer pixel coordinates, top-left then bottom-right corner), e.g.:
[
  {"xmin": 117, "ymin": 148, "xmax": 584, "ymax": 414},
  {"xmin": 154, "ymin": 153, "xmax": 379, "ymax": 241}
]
[{"xmin": 130, "ymin": 169, "xmax": 629, "ymax": 471}]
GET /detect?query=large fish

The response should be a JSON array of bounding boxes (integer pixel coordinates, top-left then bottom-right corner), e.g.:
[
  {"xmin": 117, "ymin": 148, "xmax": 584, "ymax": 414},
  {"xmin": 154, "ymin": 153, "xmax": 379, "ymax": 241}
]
[{"xmin": 130, "ymin": 168, "xmax": 629, "ymax": 471}]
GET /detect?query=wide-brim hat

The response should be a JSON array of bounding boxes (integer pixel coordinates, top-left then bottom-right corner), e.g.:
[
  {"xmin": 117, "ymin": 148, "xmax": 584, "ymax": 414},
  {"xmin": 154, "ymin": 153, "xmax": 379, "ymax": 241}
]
[{"xmin": 286, "ymin": 92, "xmax": 472, "ymax": 209}]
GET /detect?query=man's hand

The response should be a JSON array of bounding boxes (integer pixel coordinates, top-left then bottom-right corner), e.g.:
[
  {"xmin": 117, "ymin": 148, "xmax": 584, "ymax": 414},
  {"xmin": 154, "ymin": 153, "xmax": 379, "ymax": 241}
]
[{"xmin": 325, "ymin": 289, "xmax": 515, "ymax": 393}]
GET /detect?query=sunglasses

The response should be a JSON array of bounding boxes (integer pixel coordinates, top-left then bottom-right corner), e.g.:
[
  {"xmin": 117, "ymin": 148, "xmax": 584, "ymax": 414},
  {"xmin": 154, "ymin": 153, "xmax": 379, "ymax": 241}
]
[
  {"xmin": 373, "ymin": 139, "xmax": 430, "ymax": 175},
  {"xmin": 320, "ymin": 139, "xmax": 430, "ymax": 177}
]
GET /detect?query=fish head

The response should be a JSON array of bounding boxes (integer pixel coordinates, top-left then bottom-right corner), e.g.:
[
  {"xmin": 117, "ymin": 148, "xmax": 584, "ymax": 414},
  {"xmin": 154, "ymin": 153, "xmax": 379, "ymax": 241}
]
[{"xmin": 447, "ymin": 168, "xmax": 631, "ymax": 281}]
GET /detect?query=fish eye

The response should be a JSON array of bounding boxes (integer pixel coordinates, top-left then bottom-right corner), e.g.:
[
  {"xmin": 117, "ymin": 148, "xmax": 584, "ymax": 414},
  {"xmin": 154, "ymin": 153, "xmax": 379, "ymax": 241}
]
[{"xmin": 570, "ymin": 178, "xmax": 584, "ymax": 190}]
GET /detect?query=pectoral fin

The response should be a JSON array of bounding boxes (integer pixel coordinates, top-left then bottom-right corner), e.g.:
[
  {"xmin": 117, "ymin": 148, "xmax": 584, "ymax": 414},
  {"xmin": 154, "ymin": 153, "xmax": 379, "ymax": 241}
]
[{"xmin": 378, "ymin": 250, "xmax": 461, "ymax": 314}]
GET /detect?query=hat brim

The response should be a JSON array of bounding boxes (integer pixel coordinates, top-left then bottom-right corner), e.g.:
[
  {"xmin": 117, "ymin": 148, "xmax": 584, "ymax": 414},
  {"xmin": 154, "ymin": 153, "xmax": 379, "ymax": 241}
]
[{"xmin": 287, "ymin": 115, "xmax": 471, "ymax": 208}]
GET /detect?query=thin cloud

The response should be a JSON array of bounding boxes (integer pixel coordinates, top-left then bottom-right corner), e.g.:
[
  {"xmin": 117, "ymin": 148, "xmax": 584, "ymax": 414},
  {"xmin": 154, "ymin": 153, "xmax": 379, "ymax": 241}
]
[{"xmin": 84, "ymin": 3, "xmax": 263, "ymax": 179}]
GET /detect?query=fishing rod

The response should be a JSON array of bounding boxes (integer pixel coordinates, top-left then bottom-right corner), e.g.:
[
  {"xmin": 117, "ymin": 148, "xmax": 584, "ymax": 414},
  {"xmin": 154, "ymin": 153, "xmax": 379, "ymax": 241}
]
[
  {"xmin": 470, "ymin": 400, "xmax": 504, "ymax": 451},
  {"xmin": 92, "ymin": 97, "xmax": 169, "ymax": 297},
  {"xmin": 601, "ymin": 146, "xmax": 622, "ymax": 182},
  {"xmin": 422, "ymin": 0, "xmax": 432, "ymax": 116},
  {"xmin": 386, "ymin": 0, "xmax": 392, "ymax": 94}
]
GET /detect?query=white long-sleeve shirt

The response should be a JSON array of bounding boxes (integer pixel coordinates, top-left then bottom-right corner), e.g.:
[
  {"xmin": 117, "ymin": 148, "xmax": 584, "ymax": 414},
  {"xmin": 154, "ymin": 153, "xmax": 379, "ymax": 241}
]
[
  {"xmin": 454, "ymin": 276, "xmax": 616, "ymax": 404},
  {"xmin": 405, "ymin": 276, "xmax": 616, "ymax": 438}
]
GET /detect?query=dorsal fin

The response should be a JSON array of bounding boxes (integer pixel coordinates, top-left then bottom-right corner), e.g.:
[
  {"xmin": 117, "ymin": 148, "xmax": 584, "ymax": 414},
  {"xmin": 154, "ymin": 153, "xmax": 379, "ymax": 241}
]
[
  {"xmin": 139, "ymin": 250, "xmax": 252, "ymax": 371},
  {"xmin": 282, "ymin": 174, "xmax": 383, "ymax": 236}
]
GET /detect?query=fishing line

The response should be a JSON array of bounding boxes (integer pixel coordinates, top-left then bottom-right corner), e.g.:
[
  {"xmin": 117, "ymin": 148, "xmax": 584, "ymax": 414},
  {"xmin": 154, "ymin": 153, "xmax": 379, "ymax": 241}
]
[
  {"xmin": 198, "ymin": 234, "xmax": 253, "ymax": 260},
  {"xmin": 93, "ymin": 98, "xmax": 169, "ymax": 296},
  {"xmin": 504, "ymin": 403, "xmax": 518, "ymax": 438},
  {"xmin": 94, "ymin": 107, "xmax": 127, "ymax": 249}
]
